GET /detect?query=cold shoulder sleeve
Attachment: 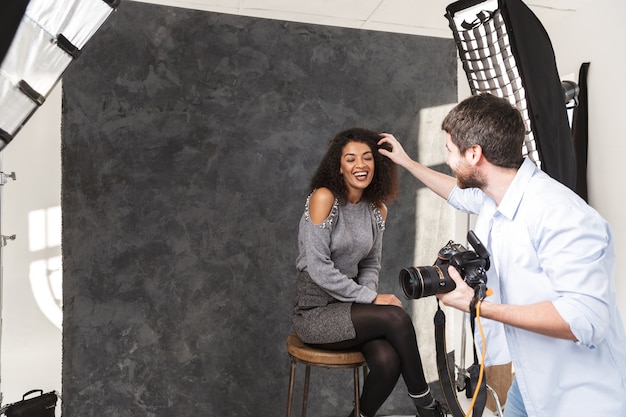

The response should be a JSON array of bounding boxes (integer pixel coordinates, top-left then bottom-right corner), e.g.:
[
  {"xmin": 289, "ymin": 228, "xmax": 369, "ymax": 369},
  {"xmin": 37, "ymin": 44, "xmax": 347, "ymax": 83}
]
[
  {"xmin": 356, "ymin": 204, "xmax": 384, "ymax": 292},
  {"xmin": 297, "ymin": 196, "xmax": 378, "ymax": 304}
]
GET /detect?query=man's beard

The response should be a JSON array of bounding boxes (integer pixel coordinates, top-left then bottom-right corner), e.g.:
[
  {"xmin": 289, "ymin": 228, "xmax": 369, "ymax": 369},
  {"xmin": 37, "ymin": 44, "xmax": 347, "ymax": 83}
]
[{"xmin": 455, "ymin": 164, "xmax": 486, "ymax": 189}]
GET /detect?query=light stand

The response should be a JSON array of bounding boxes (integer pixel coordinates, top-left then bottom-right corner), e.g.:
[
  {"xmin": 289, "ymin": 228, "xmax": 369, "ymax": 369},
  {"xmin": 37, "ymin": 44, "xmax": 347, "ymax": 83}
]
[{"xmin": 0, "ymin": 165, "xmax": 17, "ymax": 407}]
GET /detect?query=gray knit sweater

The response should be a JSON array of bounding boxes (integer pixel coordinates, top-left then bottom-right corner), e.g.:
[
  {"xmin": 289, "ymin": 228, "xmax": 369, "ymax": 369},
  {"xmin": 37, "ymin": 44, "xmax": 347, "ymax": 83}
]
[{"xmin": 292, "ymin": 193, "xmax": 386, "ymax": 343}]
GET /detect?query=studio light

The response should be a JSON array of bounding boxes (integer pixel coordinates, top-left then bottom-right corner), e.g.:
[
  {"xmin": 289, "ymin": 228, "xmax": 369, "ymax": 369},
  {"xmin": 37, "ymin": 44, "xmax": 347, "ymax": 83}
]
[
  {"xmin": 562, "ymin": 80, "xmax": 580, "ymax": 109},
  {"xmin": 440, "ymin": 2, "xmax": 581, "ymax": 415},
  {"xmin": 0, "ymin": 0, "xmax": 120, "ymax": 151},
  {"xmin": 445, "ymin": 0, "xmax": 577, "ymax": 189}
]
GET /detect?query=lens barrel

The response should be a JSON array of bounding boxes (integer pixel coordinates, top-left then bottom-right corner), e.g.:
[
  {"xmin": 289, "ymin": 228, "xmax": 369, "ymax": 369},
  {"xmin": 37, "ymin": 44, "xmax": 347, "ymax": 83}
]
[{"xmin": 399, "ymin": 265, "xmax": 456, "ymax": 299}]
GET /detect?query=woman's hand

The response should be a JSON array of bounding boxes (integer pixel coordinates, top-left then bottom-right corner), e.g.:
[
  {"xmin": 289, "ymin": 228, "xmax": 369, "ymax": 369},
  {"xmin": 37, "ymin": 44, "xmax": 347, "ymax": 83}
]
[{"xmin": 373, "ymin": 293, "xmax": 403, "ymax": 308}]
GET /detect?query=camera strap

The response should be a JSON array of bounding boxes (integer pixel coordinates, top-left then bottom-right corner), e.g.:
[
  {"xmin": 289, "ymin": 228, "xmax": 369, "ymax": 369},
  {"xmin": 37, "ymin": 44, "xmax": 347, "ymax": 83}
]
[
  {"xmin": 468, "ymin": 295, "xmax": 488, "ymax": 417},
  {"xmin": 434, "ymin": 302, "xmax": 487, "ymax": 417}
]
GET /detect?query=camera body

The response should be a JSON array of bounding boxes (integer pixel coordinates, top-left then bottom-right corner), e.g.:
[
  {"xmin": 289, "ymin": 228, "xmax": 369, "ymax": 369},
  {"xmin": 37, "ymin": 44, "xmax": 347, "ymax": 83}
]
[{"xmin": 399, "ymin": 230, "xmax": 490, "ymax": 299}]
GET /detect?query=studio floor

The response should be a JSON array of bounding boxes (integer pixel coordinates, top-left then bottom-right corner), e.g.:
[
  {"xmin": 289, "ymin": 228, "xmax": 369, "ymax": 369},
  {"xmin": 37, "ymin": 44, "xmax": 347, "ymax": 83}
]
[{"xmin": 384, "ymin": 393, "xmax": 504, "ymax": 417}]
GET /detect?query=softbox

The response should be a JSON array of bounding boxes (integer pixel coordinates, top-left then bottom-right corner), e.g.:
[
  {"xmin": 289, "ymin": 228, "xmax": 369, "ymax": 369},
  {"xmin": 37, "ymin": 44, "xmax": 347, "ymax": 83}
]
[
  {"xmin": 445, "ymin": 0, "xmax": 577, "ymax": 189},
  {"xmin": 0, "ymin": 0, "xmax": 119, "ymax": 150}
]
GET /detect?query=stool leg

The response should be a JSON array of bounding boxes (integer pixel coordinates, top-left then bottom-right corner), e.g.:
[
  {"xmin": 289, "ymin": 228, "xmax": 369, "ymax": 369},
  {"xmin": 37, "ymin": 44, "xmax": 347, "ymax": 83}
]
[
  {"xmin": 354, "ymin": 366, "xmax": 361, "ymax": 417},
  {"xmin": 286, "ymin": 360, "xmax": 297, "ymax": 417},
  {"xmin": 302, "ymin": 365, "xmax": 311, "ymax": 417}
]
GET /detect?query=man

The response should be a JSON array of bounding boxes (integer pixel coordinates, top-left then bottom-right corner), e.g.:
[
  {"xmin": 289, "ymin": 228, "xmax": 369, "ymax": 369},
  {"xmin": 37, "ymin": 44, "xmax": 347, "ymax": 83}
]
[{"xmin": 378, "ymin": 93, "xmax": 626, "ymax": 417}]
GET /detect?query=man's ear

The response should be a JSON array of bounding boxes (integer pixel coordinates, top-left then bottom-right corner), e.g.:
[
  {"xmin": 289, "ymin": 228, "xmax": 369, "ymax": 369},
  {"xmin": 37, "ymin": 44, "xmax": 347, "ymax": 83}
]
[{"xmin": 465, "ymin": 144, "xmax": 483, "ymax": 165}]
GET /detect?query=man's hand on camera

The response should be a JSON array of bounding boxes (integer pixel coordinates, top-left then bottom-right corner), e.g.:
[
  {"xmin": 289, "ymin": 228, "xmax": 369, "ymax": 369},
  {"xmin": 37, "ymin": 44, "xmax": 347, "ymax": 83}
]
[{"xmin": 436, "ymin": 266, "xmax": 475, "ymax": 313}]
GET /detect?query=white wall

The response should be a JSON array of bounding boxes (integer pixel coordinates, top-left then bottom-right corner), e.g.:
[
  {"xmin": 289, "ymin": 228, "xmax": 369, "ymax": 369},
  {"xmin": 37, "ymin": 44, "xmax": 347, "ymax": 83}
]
[
  {"xmin": 1, "ymin": 0, "xmax": 624, "ymax": 409},
  {"xmin": 537, "ymin": 1, "xmax": 626, "ymax": 317},
  {"xmin": 1, "ymin": 83, "xmax": 62, "ymax": 407}
]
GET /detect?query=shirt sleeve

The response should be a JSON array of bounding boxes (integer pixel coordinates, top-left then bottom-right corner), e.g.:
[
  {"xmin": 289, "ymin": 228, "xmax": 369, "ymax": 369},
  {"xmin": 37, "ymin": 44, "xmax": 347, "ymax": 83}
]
[
  {"xmin": 447, "ymin": 185, "xmax": 488, "ymax": 215},
  {"xmin": 356, "ymin": 221, "xmax": 383, "ymax": 293},
  {"xmin": 300, "ymin": 213, "xmax": 378, "ymax": 304},
  {"xmin": 534, "ymin": 199, "xmax": 614, "ymax": 349}
]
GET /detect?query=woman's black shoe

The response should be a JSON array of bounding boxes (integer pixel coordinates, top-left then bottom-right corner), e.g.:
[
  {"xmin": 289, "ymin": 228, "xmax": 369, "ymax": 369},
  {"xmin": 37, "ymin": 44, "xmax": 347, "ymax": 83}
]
[{"xmin": 416, "ymin": 399, "xmax": 446, "ymax": 417}]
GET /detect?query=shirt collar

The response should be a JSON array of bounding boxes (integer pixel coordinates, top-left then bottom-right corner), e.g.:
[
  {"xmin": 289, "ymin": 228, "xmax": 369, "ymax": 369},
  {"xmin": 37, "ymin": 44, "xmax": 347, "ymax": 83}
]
[{"xmin": 496, "ymin": 158, "xmax": 537, "ymax": 220}]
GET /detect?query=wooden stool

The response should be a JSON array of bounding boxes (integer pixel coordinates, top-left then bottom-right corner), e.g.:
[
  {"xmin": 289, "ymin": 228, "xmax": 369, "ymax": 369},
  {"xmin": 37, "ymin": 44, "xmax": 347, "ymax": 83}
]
[{"xmin": 286, "ymin": 333, "xmax": 367, "ymax": 417}]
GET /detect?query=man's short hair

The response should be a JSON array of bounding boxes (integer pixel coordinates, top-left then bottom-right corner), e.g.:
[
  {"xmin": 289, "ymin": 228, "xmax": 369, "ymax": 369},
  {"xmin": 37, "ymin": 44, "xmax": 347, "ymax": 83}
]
[{"xmin": 442, "ymin": 93, "xmax": 525, "ymax": 168}]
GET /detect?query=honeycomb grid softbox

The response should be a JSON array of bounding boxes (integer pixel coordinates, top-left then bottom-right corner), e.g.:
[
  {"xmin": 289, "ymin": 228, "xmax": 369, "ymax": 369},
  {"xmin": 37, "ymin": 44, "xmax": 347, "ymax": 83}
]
[{"xmin": 445, "ymin": 0, "xmax": 577, "ymax": 189}]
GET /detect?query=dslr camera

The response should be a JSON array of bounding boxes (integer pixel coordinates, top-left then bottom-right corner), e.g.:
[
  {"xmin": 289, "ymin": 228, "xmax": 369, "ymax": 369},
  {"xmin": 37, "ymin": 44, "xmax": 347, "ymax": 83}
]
[{"xmin": 399, "ymin": 230, "xmax": 490, "ymax": 299}]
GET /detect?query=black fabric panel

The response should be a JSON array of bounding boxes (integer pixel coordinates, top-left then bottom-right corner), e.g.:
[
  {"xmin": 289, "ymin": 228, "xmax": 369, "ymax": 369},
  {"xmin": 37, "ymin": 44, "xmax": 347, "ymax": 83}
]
[
  {"xmin": 500, "ymin": 0, "xmax": 577, "ymax": 189},
  {"xmin": 573, "ymin": 62, "xmax": 590, "ymax": 201},
  {"xmin": 0, "ymin": 0, "xmax": 30, "ymax": 66}
]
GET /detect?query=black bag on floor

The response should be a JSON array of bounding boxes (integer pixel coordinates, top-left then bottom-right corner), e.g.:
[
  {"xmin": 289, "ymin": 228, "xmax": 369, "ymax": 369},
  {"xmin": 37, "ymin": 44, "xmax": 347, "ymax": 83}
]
[{"xmin": 3, "ymin": 390, "xmax": 58, "ymax": 417}]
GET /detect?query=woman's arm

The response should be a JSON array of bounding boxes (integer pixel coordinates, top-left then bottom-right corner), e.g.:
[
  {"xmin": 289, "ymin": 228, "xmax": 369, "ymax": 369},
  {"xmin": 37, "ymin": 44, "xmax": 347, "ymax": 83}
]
[
  {"xmin": 360, "ymin": 202, "xmax": 402, "ymax": 308},
  {"xmin": 302, "ymin": 189, "xmax": 378, "ymax": 303}
]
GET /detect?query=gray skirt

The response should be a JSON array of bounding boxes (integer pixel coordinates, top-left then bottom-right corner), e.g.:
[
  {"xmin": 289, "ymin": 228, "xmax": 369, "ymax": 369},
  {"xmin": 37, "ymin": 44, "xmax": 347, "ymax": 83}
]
[{"xmin": 292, "ymin": 271, "xmax": 356, "ymax": 344}]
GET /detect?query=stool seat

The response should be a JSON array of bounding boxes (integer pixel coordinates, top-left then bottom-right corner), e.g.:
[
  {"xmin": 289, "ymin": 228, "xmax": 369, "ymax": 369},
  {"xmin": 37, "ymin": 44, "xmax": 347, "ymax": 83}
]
[
  {"xmin": 286, "ymin": 333, "xmax": 366, "ymax": 366},
  {"xmin": 285, "ymin": 333, "xmax": 367, "ymax": 417}
]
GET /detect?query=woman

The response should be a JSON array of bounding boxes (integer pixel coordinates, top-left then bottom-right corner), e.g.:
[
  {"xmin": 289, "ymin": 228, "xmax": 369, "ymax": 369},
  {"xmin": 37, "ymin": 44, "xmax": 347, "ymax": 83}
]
[{"xmin": 292, "ymin": 128, "xmax": 445, "ymax": 417}]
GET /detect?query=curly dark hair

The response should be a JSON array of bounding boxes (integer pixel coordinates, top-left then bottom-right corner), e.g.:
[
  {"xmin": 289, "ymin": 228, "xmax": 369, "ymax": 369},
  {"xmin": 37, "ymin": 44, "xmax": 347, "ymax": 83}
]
[{"xmin": 309, "ymin": 128, "xmax": 398, "ymax": 206}]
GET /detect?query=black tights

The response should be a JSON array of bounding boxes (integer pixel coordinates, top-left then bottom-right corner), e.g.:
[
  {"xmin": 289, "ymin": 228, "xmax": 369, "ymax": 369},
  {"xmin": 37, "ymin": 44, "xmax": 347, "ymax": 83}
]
[{"xmin": 313, "ymin": 304, "xmax": 429, "ymax": 416}]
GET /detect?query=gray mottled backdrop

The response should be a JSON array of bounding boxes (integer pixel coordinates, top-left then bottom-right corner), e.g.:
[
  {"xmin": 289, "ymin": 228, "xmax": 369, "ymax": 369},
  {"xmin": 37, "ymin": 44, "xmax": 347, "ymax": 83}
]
[{"xmin": 61, "ymin": 2, "xmax": 456, "ymax": 416}]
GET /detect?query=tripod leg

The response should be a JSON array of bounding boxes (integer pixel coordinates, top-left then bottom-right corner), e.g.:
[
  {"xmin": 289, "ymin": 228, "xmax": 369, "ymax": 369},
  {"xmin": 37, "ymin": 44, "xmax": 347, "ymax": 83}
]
[{"xmin": 486, "ymin": 385, "xmax": 504, "ymax": 417}]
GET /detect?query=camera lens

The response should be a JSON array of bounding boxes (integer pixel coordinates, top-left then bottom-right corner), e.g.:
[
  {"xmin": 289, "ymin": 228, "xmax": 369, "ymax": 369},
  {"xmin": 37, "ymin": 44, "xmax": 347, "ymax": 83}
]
[{"xmin": 398, "ymin": 265, "xmax": 455, "ymax": 299}]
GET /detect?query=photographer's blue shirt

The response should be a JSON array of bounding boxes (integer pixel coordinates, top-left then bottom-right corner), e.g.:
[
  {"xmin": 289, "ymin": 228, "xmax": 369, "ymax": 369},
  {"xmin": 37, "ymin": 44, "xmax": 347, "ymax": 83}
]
[{"xmin": 447, "ymin": 158, "xmax": 626, "ymax": 417}]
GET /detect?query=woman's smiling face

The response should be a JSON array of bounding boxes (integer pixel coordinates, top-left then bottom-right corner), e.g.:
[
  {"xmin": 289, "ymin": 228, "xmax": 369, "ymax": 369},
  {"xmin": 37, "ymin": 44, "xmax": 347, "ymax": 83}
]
[{"xmin": 340, "ymin": 141, "xmax": 375, "ymax": 197}]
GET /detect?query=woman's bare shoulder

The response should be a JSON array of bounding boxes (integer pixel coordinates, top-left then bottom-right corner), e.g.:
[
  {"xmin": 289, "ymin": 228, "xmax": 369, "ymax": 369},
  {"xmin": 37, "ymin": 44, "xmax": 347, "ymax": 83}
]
[{"xmin": 308, "ymin": 188, "xmax": 336, "ymax": 225}]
